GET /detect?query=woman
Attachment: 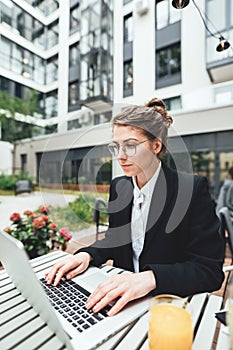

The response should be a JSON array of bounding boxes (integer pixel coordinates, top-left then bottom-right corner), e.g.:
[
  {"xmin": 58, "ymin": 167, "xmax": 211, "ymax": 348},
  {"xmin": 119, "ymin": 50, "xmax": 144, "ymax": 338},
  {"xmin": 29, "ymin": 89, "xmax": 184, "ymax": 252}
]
[
  {"xmin": 46, "ymin": 98, "xmax": 224, "ymax": 316},
  {"xmin": 216, "ymin": 166, "xmax": 233, "ymax": 222}
]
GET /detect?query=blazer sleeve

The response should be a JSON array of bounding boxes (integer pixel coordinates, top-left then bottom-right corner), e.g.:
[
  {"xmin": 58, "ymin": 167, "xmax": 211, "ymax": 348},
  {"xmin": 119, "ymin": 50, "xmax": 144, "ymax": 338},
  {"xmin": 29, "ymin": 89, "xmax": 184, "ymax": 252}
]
[{"xmin": 143, "ymin": 176, "xmax": 225, "ymax": 297}]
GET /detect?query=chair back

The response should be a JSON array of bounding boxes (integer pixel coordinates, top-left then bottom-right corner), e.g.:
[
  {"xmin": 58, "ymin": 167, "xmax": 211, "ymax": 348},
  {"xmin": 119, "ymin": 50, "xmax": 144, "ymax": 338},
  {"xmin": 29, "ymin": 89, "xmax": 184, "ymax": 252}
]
[
  {"xmin": 93, "ymin": 198, "xmax": 108, "ymax": 239},
  {"xmin": 15, "ymin": 180, "xmax": 31, "ymax": 195},
  {"xmin": 219, "ymin": 207, "xmax": 233, "ymax": 258}
]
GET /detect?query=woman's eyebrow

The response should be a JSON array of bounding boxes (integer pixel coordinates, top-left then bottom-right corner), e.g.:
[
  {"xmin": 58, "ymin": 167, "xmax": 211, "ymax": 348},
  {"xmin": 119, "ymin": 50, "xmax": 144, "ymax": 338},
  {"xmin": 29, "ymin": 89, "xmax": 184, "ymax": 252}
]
[{"xmin": 112, "ymin": 138, "xmax": 139, "ymax": 143}]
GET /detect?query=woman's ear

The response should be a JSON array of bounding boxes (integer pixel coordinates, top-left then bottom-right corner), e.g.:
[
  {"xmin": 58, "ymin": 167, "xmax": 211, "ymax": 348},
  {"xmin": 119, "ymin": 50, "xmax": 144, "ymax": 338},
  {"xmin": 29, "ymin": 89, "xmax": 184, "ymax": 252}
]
[{"xmin": 153, "ymin": 139, "xmax": 163, "ymax": 155}]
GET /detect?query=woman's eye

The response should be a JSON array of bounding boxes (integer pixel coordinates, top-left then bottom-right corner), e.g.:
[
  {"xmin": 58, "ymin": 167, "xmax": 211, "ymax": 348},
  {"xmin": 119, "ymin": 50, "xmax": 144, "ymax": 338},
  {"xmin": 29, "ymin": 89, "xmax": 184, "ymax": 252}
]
[{"xmin": 125, "ymin": 143, "xmax": 136, "ymax": 149}]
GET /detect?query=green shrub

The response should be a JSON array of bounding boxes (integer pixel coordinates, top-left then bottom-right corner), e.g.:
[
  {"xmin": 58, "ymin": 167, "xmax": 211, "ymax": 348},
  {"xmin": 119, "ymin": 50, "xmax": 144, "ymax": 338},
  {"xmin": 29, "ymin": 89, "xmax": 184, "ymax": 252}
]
[
  {"xmin": 0, "ymin": 174, "xmax": 16, "ymax": 190},
  {"xmin": 50, "ymin": 193, "xmax": 108, "ymax": 232},
  {"xmin": 0, "ymin": 172, "xmax": 35, "ymax": 190}
]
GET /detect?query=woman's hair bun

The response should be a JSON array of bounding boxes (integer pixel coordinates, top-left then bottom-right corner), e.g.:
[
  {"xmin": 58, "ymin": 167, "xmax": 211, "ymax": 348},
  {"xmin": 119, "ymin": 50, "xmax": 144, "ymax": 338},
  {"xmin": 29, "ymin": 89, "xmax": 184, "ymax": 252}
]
[
  {"xmin": 145, "ymin": 97, "xmax": 173, "ymax": 126},
  {"xmin": 145, "ymin": 97, "xmax": 166, "ymax": 110}
]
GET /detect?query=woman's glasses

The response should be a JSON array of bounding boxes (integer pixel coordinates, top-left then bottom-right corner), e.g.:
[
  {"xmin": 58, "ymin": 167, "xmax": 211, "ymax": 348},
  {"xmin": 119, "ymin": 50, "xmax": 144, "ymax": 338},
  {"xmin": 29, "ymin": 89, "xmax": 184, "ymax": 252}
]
[{"xmin": 108, "ymin": 140, "xmax": 149, "ymax": 157}]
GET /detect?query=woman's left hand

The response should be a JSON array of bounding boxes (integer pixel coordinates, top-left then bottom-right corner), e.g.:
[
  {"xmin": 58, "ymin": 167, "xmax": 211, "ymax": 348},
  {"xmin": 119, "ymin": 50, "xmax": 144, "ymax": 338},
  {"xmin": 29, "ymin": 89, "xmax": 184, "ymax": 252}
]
[{"xmin": 86, "ymin": 270, "xmax": 156, "ymax": 316}]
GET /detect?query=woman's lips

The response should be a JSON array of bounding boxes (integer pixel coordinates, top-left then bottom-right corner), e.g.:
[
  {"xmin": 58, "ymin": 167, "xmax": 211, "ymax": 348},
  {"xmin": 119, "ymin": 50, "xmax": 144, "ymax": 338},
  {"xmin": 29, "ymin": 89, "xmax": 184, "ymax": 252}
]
[{"xmin": 120, "ymin": 164, "xmax": 132, "ymax": 168}]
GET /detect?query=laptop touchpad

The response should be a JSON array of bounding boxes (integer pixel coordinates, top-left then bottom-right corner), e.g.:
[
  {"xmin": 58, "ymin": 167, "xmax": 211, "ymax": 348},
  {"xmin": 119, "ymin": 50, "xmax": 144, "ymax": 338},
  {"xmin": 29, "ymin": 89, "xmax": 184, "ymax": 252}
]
[{"xmin": 78, "ymin": 271, "xmax": 109, "ymax": 293}]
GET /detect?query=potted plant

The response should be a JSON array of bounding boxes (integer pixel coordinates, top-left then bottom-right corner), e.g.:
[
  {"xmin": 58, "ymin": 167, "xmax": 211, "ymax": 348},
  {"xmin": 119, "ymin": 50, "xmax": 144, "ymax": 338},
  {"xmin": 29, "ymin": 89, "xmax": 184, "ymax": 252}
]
[{"xmin": 4, "ymin": 205, "xmax": 72, "ymax": 259}]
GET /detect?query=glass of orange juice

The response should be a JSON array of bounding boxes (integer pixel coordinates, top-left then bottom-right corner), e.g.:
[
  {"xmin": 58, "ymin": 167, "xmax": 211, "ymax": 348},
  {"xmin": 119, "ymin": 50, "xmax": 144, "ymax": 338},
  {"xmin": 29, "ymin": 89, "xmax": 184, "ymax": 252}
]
[{"xmin": 148, "ymin": 294, "xmax": 193, "ymax": 350}]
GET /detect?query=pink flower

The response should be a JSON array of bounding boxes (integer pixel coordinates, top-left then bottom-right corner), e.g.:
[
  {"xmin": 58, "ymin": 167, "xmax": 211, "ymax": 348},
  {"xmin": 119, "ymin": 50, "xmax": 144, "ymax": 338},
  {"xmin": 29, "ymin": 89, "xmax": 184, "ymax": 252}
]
[
  {"xmin": 10, "ymin": 212, "xmax": 21, "ymax": 222},
  {"xmin": 39, "ymin": 205, "xmax": 50, "ymax": 214},
  {"xmin": 23, "ymin": 210, "xmax": 32, "ymax": 216},
  {"xmin": 49, "ymin": 222, "xmax": 58, "ymax": 231},
  {"xmin": 42, "ymin": 215, "xmax": 49, "ymax": 222},
  {"xmin": 32, "ymin": 217, "xmax": 46, "ymax": 229},
  {"xmin": 59, "ymin": 227, "xmax": 72, "ymax": 241}
]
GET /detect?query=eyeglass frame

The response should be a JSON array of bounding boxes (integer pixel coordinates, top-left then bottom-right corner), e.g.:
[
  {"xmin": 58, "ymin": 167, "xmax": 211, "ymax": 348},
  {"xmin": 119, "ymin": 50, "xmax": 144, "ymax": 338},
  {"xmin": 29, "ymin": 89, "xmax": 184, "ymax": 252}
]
[{"xmin": 108, "ymin": 139, "xmax": 150, "ymax": 157}]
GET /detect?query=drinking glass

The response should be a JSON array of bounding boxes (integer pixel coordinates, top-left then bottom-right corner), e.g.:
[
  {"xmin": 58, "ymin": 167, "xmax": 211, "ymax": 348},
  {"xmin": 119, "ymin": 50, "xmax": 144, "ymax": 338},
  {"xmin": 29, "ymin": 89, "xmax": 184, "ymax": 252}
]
[{"xmin": 148, "ymin": 294, "xmax": 193, "ymax": 350}]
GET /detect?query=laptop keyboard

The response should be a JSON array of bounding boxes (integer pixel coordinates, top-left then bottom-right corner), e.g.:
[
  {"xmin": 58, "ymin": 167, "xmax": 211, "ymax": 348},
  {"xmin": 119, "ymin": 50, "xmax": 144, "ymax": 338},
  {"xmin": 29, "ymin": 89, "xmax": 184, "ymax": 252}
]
[{"xmin": 40, "ymin": 277, "xmax": 109, "ymax": 333}]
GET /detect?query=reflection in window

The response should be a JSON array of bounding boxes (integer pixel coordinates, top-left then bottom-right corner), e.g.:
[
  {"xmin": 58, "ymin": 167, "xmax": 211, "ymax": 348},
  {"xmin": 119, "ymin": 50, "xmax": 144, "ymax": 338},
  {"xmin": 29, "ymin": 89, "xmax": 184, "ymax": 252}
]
[
  {"xmin": 0, "ymin": 37, "xmax": 45, "ymax": 84},
  {"xmin": 156, "ymin": 43, "xmax": 181, "ymax": 79},
  {"xmin": 123, "ymin": 60, "xmax": 133, "ymax": 96},
  {"xmin": 206, "ymin": 0, "xmax": 233, "ymax": 64},
  {"xmin": 46, "ymin": 56, "xmax": 58, "ymax": 84},
  {"xmin": 191, "ymin": 151, "xmax": 215, "ymax": 194},
  {"xmin": 70, "ymin": 4, "xmax": 80, "ymax": 32},
  {"xmin": 69, "ymin": 81, "xmax": 79, "ymax": 106},
  {"xmin": 69, "ymin": 43, "xmax": 79, "ymax": 67},
  {"xmin": 124, "ymin": 13, "xmax": 133, "ymax": 43},
  {"xmin": 44, "ymin": 91, "xmax": 58, "ymax": 118},
  {"xmin": 156, "ymin": 0, "xmax": 181, "ymax": 30},
  {"xmin": 163, "ymin": 96, "xmax": 181, "ymax": 110},
  {"xmin": 47, "ymin": 20, "xmax": 59, "ymax": 49},
  {"xmin": 207, "ymin": 0, "xmax": 226, "ymax": 32},
  {"xmin": 26, "ymin": 0, "xmax": 59, "ymax": 16},
  {"xmin": 39, "ymin": 91, "xmax": 58, "ymax": 118}
]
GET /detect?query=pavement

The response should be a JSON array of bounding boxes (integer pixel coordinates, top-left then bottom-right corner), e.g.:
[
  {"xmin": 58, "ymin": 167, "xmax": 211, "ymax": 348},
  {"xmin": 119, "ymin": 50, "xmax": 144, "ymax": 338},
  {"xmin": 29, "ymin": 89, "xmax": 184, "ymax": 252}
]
[
  {"xmin": 0, "ymin": 191, "xmax": 78, "ymax": 228},
  {"xmin": 0, "ymin": 191, "xmax": 107, "ymax": 252}
]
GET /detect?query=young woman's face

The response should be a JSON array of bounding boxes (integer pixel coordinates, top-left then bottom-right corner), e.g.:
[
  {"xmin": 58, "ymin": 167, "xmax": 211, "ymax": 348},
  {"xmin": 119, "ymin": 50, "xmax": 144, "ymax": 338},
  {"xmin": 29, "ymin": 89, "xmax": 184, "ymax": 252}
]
[{"xmin": 112, "ymin": 125, "xmax": 161, "ymax": 180}]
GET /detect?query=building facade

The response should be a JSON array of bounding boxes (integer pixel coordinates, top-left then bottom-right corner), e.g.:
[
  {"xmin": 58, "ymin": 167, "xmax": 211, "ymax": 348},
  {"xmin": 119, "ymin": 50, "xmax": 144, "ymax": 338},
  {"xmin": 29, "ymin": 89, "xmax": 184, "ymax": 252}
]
[{"xmin": 1, "ymin": 0, "xmax": 233, "ymax": 198}]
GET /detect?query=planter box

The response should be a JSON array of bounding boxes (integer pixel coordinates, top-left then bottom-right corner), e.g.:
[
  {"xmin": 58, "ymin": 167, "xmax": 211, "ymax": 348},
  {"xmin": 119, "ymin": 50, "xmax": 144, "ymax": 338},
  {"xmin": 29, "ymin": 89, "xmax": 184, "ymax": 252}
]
[{"xmin": 40, "ymin": 183, "xmax": 110, "ymax": 193}]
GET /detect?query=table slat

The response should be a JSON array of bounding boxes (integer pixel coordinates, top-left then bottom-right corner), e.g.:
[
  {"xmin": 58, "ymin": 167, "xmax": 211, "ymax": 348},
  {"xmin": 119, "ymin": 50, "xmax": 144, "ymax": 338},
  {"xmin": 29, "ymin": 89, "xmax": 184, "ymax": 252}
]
[
  {"xmin": 1, "ymin": 308, "xmax": 38, "ymax": 338},
  {"xmin": 2, "ymin": 294, "xmax": 26, "ymax": 313},
  {"xmin": 139, "ymin": 338, "xmax": 149, "ymax": 350},
  {"xmin": 1, "ymin": 301, "xmax": 32, "ymax": 324},
  {"xmin": 192, "ymin": 294, "xmax": 223, "ymax": 350},
  {"xmin": 115, "ymin": 312, "xmax": 149, "ymax": 350},
  {"xmin": 1, "ymin": 316, "xmax": 45, "ymax": 349},
  {"xmin": 12, "ymin": 326, "xmax": 58, "ymax": 350},
  {"xmin": 96, "ymin": 325, "xmax": 132, "ymax": 350}
]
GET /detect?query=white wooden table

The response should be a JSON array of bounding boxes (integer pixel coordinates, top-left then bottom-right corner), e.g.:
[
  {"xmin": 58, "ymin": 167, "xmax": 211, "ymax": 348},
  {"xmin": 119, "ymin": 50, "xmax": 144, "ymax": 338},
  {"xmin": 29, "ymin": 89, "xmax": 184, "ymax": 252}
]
[{"xmin": 0, "ymin": 251, "xmax": 227, "ymax": 350}]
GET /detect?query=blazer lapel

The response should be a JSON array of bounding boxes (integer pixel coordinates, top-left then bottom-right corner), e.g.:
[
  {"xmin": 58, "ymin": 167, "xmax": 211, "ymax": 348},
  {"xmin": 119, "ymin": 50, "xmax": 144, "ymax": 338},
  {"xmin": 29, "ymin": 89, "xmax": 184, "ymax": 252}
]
[{"xmin": 142, "ymin": 163, "xmax": 178, "ymax": 255}]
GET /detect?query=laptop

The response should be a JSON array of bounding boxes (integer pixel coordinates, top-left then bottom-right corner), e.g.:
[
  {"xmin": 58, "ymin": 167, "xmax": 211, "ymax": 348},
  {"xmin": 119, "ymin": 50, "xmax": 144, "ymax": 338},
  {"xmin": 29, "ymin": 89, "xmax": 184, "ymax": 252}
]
[{"xmin": 0, "ymin": 231, "xmax": 150, "ymax": 350}]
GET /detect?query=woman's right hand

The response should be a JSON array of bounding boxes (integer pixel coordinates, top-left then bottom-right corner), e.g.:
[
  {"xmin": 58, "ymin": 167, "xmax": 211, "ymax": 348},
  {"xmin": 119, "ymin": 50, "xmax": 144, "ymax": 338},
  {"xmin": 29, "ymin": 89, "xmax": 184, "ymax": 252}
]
[{"xmin": 45, "ymin": 252, "xmax": 92, "ymax": 286}]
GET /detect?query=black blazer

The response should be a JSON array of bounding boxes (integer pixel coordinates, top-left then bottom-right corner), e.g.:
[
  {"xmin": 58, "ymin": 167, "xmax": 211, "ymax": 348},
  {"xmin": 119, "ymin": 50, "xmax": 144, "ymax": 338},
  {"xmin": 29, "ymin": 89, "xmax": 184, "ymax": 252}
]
[{"xmin": 77, "ymin": 162, "xmax": 224, "ymax": 297}]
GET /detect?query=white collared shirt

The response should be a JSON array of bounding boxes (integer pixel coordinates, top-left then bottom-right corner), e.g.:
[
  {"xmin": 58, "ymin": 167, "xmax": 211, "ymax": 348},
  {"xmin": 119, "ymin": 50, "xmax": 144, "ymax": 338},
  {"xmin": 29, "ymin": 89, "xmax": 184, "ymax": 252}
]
[{"xmin": 131, "ymin": 162, "xmax": 161, "ymax": 272}]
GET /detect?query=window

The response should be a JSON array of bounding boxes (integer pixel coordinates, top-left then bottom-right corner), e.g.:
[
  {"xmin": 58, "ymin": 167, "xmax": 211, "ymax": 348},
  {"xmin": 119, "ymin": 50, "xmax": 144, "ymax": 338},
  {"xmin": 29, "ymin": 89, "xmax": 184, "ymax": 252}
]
[
  {"xmin": 156, "ymin": 43, "xmax": 181, "ymax": 86},
  {"xmin": 206, "ymin": 0, "xmax": 233, "ymax": 64},
  {"xmin": 47, "ymin": 20, "xmax": 59, "ymax": 49},
  {"xmin": 70, "ymin": 4, "xmax": 80, "ymax": 32},
  {"xmin": 21, "ymin": 154, "xmax": 27, "ymax": 173},
  {"xmin": 156, "ymin": 0, "xmax": 181, "ymax": 30},
  {"xmin": 46, "ymin": 56, "xmax": 58, "ymax": 84},
  {"xmin": 124, "ymin": 13, "xmax": 133, "ymax": 43},
  {"xmin": 69, "ymin": 81, "xmax": 79, "ymax": 106},
  {"xmin": 43, "ymin": 91, "xmax": 58, "ymax": 118},
  {"xmin": 123, "ymin": 60, "xmax": 133, "ymax": 96},
  {"xmin": 163, "ymin": 96, "xmax": 182, "ymax": 110},
  {"xmin": 69, "ymin": 43, "xmax": 79, "ymax": 67}
]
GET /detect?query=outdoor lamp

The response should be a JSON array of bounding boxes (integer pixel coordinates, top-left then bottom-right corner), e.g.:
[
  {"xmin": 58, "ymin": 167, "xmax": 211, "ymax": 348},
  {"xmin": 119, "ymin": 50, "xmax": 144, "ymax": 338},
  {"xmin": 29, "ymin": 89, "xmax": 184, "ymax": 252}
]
[
  {"xmin": 172, "ymin": 0, "xmax": 231, "ymax": 52},
  {"xmin": 216, "ymin": 37, "xmax": 231, "ymax": 52},
  {"xmin": 172, "ymin": 0, "xmax": 189, "ymax": 9}
]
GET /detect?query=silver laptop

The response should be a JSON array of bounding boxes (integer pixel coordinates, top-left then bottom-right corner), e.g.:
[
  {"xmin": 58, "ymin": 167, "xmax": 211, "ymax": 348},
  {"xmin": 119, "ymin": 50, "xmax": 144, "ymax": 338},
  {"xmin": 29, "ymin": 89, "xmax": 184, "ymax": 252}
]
[{"xmin": 0, "ymin": 231, "xmax": 150, "ymax": 350}]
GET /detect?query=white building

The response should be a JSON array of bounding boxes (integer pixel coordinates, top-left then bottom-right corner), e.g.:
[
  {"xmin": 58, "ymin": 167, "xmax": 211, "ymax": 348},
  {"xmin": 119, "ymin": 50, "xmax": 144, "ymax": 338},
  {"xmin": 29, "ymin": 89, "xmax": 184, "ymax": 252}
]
[
  {"xmin": 1, "ymin": 0, "xmax": 233, "ymax": 197},
  {"xmin": 0, "ymin": 141, "xmax": 13, "ymax": 174}
]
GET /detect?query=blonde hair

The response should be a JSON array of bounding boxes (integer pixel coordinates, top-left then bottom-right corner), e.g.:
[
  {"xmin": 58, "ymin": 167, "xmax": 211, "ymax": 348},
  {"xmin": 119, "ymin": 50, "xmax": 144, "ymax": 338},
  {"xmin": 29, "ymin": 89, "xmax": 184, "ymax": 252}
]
[{"xmin": 112, "ymin": 97, "xmax": 173, "ymax": 157}]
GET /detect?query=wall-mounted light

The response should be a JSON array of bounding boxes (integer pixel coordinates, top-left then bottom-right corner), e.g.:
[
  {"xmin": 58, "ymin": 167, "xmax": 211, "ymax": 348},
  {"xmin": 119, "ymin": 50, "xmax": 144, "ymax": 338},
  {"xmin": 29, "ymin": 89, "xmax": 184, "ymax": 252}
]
[
  {"xmin": 172, "ymin": 0, "xmax": 189, "ymax": 9},
  {"xmin": 172, "ymin": 0, "xmax": 231, "ymax": 52}
]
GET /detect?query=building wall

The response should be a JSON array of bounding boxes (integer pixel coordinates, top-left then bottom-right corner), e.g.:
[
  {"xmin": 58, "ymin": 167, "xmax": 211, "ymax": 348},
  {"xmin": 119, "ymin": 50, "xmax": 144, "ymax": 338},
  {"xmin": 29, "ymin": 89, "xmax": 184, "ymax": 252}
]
[
  {"xmin": 0, "ymin": 141, "xmax": 13, "ymax": 175},
  {"xmin": 11, "ymin": 0, "xmax": 233, "ymax": 197}
]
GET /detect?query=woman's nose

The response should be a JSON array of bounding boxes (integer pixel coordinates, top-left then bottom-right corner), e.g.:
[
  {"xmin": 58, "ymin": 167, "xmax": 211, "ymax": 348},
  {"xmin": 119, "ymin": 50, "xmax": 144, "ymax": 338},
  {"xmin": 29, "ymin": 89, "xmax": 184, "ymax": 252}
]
[{"xmin": 117, "ymin": 146, "xmax": 127, "ymax": 159}]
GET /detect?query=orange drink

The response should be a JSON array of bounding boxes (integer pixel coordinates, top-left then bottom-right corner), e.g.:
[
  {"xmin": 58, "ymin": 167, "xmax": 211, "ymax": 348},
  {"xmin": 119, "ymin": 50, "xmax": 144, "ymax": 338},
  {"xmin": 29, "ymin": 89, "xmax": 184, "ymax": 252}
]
[{"xmin": 148, "ymin": 295, "xmax": 193, "ymax": 350}]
